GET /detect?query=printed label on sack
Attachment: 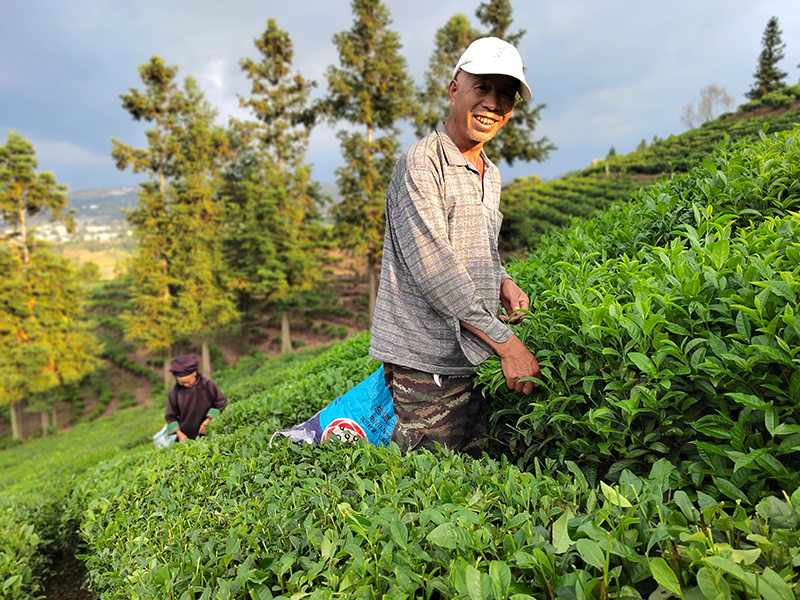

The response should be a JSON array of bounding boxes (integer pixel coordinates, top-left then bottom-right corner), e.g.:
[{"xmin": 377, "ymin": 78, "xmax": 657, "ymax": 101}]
[{"xmin": 321, "ymin": 418, "xmax": 367, "ymax": 443}]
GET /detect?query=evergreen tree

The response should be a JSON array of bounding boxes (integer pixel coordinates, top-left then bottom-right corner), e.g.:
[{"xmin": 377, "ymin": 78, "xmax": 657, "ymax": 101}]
[
  {"xmin": 113, "ymin": 57, "xmax": 236, "ymax": 383},
  {"xmin": 414, "ymin": 14, "xmax": 479, "ymax": 138},
  {"xmin": 226, "ymin": 19, "xmax": 324, "ymax": 353},
  {"xmin": 746, "ymin": 16, "xmax": 788, "ymax": 100},
  {"xmin": 476, "ymin": 0, "xmax": 524, "ymax": 45},
  {"xmin": 0, "ymin": 132, "xmax": 97, "ymax": 440},
  {"xmin": 322, "ymin": 0, "xmax": 415, "ymax": 325},
  {"xmin": 474, "ymin": 0, "xmax": 554, "ymax": 165}
]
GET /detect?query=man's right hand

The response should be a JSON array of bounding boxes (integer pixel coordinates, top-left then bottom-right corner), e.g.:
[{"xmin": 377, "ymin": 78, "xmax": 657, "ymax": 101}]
[
  {"xmin": 461, "ymin": 322, "xmax": 541, "ymax": 395},
  {"xmin": 176, "ymin": 430, "xmax": 188, "ymax": 442},
  {"xmin": 496, "ymin": 335, "xmax": 541, "ymax": 395}
]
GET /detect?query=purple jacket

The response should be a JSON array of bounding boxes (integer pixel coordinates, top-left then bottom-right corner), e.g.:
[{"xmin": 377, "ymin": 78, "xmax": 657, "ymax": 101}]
[{"xmin": 165, "ymin": 376, "xmax": 227, "ymax": 439}]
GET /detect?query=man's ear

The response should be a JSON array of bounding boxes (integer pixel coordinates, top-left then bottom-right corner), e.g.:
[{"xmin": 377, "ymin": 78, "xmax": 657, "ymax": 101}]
[{"xmin": 448, "ymin": 78, "xmax": 458, "ymax": 106}]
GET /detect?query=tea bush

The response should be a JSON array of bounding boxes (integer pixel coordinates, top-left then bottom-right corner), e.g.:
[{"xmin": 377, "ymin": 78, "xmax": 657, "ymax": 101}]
[
  {"xmin": 482, "ymin": 127, "xmax": 800, "ymax": 498},
  {"xmin": 501, "ymin": 107, "xmax": 800, "ymax": 250},
  {"xmin": 0, "ymin": 403, "xmax": 164, "ymax": 599},
  {"xmin": 68, "ymin": 437, "xmax": 800, "ymax": 599}
]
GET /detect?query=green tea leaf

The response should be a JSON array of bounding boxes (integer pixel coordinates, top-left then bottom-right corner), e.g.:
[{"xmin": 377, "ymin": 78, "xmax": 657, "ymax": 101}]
[
  {"xmin": 695, "ymin": 567, "xmax": 731, "ymax": 600},
  {"xmin": 577, "ymin": 538, "xmax": 605, "ymax": 570},
  {"xmin": 600, "ymin": 480, "xmax": 632, "ymax": 507},
  {"xmin": 735, "ymin": 311, "xmax": 751, "ymax": 341},
  {"xmin": 712, "ymin": 477, "xmax": 750, "ymax": 504},
  {"xmin": 465, "ymin": 564, "xmax": 485, "ymax": 600},
  {"xmin": 733, "ymin": 448, "xmax": 770, "ymax": 473},
  {"xmin": 725, "ymin": 393, "xmax": 768, "ymax": 410},
  {"xmin": 390, "ymin": 519, "xmax": 408, "ymax": 550},
  {"xmin": 251, "ymin": 584, "xmax": 274, "ymax": 600},
  {"xmin": 674, "ymin": 490, "xmax": 696, "ymax": 521},
  {"xmin": 759, "ymin": 567, "xmax": 795, "ymax": 600},
  {"xmin": 704, "ymin": 556, "xmax": 756, "ymax": 588},
  {"xmin": 552, "ymin": 510, "xmax": 573, "ymax": 554},
  {"xmin": 427, "ymin": 523, "xmax": 473, "ymax": 550},
  {"xmin": 489, "ymin": 561, "xmax": 512, "ymax": 600},
  {"xmin": 649, "ymin": 557, "xmax": 681, "ymax": 597},
  {"xmin": 628, "ymin": 352, "xmax": 655, "ymax": 376}
]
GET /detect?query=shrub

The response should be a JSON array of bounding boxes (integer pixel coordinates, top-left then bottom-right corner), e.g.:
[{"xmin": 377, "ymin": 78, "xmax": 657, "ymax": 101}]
[
  {"xmin": 481, "ymin": 127, "xmax": 800, "ymax": 498},
  {"xmin": 762, "ymin": 91, "xmax": 793, "ymax": 109},
  {"xmin": 68, "ymin": 440, "xmax": 800, "ymax": 600}
]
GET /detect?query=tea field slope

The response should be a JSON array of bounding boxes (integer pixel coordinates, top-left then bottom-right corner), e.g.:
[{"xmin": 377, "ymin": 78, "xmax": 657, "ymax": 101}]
[
  {"xmin": 500, "ymin": 99, "xmax": 800, "ymax": 251},
  {"xmin": 58, "ymin": 128, "xmax": 800, "ymax": 599}
]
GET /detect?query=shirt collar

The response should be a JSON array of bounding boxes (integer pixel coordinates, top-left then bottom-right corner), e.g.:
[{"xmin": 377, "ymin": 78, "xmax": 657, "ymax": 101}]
[{"xmin": 435, "ymin": 122, "xmax": 496, "ymax": 175}]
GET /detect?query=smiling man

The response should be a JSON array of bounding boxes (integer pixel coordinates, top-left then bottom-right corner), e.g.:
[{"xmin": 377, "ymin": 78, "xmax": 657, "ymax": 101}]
[{"xmin": 370, "ymin": 37, "xmax": 541, "ymax": 456}]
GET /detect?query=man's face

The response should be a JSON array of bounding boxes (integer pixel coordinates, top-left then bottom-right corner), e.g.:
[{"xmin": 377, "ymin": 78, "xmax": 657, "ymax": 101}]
[{"xmin": 447, "ymin": 71, "xmax": 517, "ymax": 150}]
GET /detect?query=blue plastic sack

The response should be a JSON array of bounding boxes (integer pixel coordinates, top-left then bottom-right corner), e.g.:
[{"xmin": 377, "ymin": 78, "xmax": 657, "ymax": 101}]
[{"xmin": 271, "ymin": 366, "xmax": 396, "ymax": 447}]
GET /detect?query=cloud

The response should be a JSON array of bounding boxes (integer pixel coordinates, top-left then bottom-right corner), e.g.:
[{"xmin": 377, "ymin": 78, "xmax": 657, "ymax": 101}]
[{"xmin": 31, "ymin": 139, "xmax": 110, "ymax": 168}]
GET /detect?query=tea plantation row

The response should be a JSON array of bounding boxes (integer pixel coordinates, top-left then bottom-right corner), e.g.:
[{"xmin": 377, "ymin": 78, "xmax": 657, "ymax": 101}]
[
  {"xmin": 3, "ymin": 127, "xmax": 800, "ymax": 599},
  {"xmin": 500, "ymin": 105, "xmax": 800, "ymax": 250}
]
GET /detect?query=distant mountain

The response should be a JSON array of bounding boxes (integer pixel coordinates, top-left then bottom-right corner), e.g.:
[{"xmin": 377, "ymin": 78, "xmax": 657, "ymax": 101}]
[
  {"xmin": 67, "ymin": 182, "xmax": 345, "ymax": 224},
  {"xmin": 69, "ymin": 185, "xmax": 139, "ymax": 221}
]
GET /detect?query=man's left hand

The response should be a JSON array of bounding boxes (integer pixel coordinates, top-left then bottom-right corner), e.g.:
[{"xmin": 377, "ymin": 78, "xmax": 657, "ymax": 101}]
[
  {"xmin": 499, "ymin": 279, "xmax": 529, "ymax": 324},
  {"xmin": 199, "ymin": 417, "xmax": 211, "ymax": 435}
]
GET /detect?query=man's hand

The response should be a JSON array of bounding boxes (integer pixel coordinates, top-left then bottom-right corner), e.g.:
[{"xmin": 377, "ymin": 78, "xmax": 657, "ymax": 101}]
[
  {"xmin": 499, "ymin": 278, "xmax": 529, "ymax": 324},
  {"xmin": 496, "ymin": 335, "xmax": 541, "ymax": 394},
  {"xmin": 461, "ymin": 322, "xmax": 542, "ymax": 395},
  {"xmin": 176, "ymin": 429, "xmax": 188, "ymax": 442},
  {"xmin": 198, "ymin": 417, "xmax": 212, "ymax": 435}
]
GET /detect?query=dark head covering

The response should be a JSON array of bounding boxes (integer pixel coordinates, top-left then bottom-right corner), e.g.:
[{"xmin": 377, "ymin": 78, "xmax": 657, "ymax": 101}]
[{"xmin": 169, "ymin": 354, "xmax": 199, "ymax": 377}]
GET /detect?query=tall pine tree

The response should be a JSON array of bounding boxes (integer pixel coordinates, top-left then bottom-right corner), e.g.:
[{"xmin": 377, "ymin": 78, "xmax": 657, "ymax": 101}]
[
  {"xmin": 323, "ymin": 0, "xmax": 415, "ymax": 325},
  {"xmin": 474, "ymin": 0, "xmax": 554, "ymax": 165},
  {"xmin": 0, "ymin": 132, "xmax": 97, "ymax": 440},
  {"xmin": 113, "ymin": 57, "xmax": 236, "ymax": 383},
  {"xmin": 226, "ymin": 19, "xmax": 324, "ymax": 353},
  {"xmin": 414, "ymin": 14, "xmax": 479, "ymax": 138},
  {"xmin": 746, "ymin": 16, "xmax": 788, "ymax": 100}
]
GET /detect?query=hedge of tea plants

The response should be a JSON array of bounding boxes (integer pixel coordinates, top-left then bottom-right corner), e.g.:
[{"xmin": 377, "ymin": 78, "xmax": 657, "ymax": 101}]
[
  {"xmin": 500, "ymin": 106, "xmax": 800, "ymax": 250},
  {"xmin": 0, "ymin": 402, "xmax": 165, "ymax": 599},
  {"xmin": 482, "ymin": 127, "xmax": 800, "ymax": 498}
]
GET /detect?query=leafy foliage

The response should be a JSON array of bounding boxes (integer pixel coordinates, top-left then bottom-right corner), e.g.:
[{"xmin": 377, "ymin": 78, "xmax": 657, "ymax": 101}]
[
  {"xmin": 746, "ymin": 16, "xmax": 788, "ymax": 101},
  {"xmin": 501, "ymin": 106, "xmax": 800, "ymax": 250},
  {"xmin": 114, "ymin": 56, "xmax": 237, "ymax": 356},
  {"xmin": 323, "ymin": 0, "xmax": 415, "ymax": 321},
  {"xmin": 225, "ymin": 19, "xmax": 325, "ymax": 330},
  {"xmin": 482, "ymin": 127, "xmax": 800, "ymax": 500}
]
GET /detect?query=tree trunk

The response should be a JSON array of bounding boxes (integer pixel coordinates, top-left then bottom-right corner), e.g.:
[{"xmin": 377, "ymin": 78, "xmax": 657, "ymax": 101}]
[
  {"xmin": 281, "ymin": 313, "xmax": 292, "ymax": 354},
  {"xmin": 202, "ymin": 339, "xmax": 212, "ymax": 377},
  {"xmin": 163, "ymin": 347, "xmax": 172, "ymax": 392},
  {"xmin": 368, "ymin": 255, "xmax": 377, "ymax": 328},
  {"xmin": 52, "ymin": 405, "xmax": 58, "ymax": 431},
  {"xmin": 40, "ymin": 410, "xmax": 48, "ymax": 436},
  {"xmin": 10, "ymin": 402, "xmax": 22, "ymax": 441}
]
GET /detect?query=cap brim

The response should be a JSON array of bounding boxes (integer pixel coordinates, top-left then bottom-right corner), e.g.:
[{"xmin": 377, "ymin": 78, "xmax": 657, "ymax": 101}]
[{"xmin": 460, "ymin": 61, "xmax": 532, "ymax": 102}]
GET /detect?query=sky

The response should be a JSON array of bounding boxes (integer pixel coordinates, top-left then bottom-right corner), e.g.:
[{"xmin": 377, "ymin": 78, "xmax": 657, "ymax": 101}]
[{"xmin": 2, "ymin": 0, "xmax": 799, "ymax": 195}]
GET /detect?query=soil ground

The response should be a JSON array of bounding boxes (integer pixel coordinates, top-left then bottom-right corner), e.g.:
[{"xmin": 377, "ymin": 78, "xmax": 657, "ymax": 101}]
[{"xmin": 42, "ymin": 549, "xmax": 93, "ymax": 600}]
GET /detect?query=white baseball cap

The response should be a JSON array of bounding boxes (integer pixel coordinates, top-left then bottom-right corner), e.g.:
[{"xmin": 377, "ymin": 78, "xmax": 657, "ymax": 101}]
[{"xmin": 453, "ymin": 37, "xmax": 531, "ymax": 102}]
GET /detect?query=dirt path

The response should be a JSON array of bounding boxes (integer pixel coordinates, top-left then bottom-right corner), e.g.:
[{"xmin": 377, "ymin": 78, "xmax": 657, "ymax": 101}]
[{"xmin": 42, "ymin": 549, "xmax": 93, "ymax": 600}]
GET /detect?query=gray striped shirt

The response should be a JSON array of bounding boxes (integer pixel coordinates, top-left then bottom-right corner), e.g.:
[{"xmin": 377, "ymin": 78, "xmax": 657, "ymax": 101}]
[{"xmin": 370, "ymin": 124, "xmax": 513, "ymax": 375}]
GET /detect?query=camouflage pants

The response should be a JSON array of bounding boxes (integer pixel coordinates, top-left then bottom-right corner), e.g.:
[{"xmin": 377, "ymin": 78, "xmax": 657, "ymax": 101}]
[{"xmin": 383, "ymin": 363, "xmax": 486, "ymax": 457}]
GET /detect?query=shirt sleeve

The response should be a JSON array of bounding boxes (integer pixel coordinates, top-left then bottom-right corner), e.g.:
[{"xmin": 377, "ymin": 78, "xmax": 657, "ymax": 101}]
[
  {"xmin": 165, "ymin": 387, "xmax": 179, "ymax": 431},
  {"xmin": 204, "ymin": 379, "xmax": 227, "ymax": 417},
  {"xmin": 389, "ymin": 165, "xmax": 512, "ymax": 346}
]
